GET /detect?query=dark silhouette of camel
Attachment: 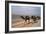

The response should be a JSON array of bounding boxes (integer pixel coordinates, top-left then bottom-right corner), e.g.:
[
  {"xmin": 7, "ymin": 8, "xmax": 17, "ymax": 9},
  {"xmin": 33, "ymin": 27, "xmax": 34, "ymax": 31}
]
[
  {"xmin": 31, "ymin": 16, "xmax": 40, "ymax": 23},
  {"xmin": 20, "ymin": 16, "xmax": 40, "ymax": 24},
  {"xmin": 21, "ymin": 16, "xmax": 30, "ymax": 24},
  {"xmin": 21, "ymin": 16, "xmax": 30, "ymax": 21}
]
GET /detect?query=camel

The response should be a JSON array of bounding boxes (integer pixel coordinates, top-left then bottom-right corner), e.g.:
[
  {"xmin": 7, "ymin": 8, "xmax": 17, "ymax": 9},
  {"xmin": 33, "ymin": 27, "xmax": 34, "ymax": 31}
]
[{"xmin": 21, "ymin": 16, "xmax": 40, "ymax": 24}]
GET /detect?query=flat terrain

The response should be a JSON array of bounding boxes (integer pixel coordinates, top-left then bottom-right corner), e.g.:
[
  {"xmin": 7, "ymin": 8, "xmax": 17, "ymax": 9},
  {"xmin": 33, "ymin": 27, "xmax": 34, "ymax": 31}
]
[{"xmin": 12, "ymin": 18, "xmax": 41, "ymax": 28}]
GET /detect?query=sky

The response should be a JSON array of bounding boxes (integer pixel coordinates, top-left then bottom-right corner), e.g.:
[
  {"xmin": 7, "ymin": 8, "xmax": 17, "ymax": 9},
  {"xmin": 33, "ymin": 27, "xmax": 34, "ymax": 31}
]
[{"xmin": 11, "ymin": 6, "xmax": 41, "ymax": 16}]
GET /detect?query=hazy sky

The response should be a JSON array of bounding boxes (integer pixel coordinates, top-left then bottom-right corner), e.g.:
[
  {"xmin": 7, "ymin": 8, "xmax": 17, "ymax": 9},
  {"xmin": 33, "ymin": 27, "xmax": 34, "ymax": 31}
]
[{"xmin": 11, "ymin": 6, "xmax": 41, "ymax": 16}]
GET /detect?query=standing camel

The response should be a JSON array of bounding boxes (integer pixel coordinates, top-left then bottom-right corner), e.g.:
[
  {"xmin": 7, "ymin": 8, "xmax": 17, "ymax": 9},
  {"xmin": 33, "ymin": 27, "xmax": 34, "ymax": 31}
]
[{"xmin": 21, "ymin": 16, "xmax": 30, "ymax": 24}]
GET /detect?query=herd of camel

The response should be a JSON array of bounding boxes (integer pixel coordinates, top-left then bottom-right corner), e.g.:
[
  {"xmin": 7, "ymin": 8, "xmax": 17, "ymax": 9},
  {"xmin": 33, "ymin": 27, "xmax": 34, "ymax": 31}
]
[{"xmin": 20, "ymin": 16, "xmax": 40, "ymax": 24}]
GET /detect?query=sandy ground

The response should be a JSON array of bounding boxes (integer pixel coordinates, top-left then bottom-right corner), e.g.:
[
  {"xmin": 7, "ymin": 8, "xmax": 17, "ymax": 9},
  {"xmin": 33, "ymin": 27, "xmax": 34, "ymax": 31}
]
[{"xmin": 12, "ymin": 18, "xmax": 41, "ymax": 28}]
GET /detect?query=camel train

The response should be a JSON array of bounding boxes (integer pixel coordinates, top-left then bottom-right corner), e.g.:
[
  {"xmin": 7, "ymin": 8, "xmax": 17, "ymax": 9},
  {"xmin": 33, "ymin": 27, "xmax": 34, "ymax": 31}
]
[{"xmin": 20, "ymin": 16, "xmax": 40, "ymax": 24}]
